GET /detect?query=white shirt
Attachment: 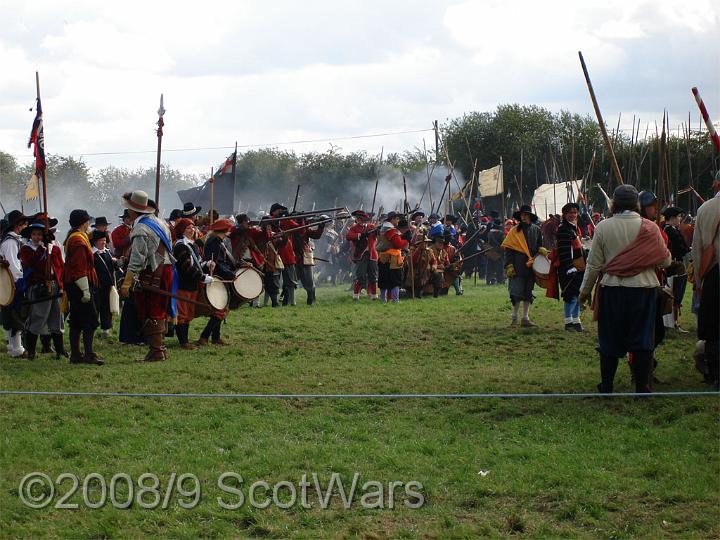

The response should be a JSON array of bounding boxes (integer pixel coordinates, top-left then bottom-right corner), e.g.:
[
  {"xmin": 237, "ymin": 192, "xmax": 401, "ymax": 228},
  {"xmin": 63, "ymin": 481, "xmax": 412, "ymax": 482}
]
[{"xmin": 0, "ymin": 232, "xmax": 23, "ymax": 280}]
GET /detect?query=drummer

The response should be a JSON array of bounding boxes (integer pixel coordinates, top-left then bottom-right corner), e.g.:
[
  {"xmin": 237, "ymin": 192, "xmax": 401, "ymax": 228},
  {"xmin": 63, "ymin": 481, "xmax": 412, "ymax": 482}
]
[
  {"xmin": 198, "ymin": 218, "xmax": 234, "ymax": 346},
  {"xmin": 501, "ymin": 204, "xmax": 546, "ymax": 328},
  {"xmin": 172, "ymin": 218, "xmax": 215, "ymax": 350},
  {"xmin": 556, "ymin": 203, "xmax": 586, "ymax": 332}
]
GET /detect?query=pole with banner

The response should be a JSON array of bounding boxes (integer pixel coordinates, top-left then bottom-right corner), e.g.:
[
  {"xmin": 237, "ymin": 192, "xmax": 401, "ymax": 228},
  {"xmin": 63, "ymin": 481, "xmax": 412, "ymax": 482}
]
[{"xmin": 210, "ymin": 167, "xmax": 215, "ymax": 225}]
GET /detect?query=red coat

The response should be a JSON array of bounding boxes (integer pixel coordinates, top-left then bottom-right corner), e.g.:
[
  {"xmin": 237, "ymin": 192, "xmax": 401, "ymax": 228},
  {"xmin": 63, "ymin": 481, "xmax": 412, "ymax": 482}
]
[
  {"xmin": 110, "ymin": 223, "xmax": 132, "ymax": 258},
  {"xmin": 346, "ymin": 222, "xmax": 379, "ymax": 261},
  {"xmin": 63, "ymin": 232, "xmax": 99, "ymax": 287},
  {"xmin": 275, "ymin": 219, "xmax": 300, "ymax": 265},
  {"xmin": 229, "ymin": 226, "xmax": 266, "ymax": 267},
  {"xmin": 382, "ymin": 228, "xmax": 409, "ymax": 250},
  {"xmin": 19, "ymin": 243, "xmax": 63, "ymax": 287}
]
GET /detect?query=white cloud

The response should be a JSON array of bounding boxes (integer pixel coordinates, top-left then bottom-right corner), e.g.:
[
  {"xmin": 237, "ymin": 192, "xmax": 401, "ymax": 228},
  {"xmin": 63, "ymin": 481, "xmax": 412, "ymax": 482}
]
[{"xmin": 0, "ymin": 0, "xmax": 717, "ymax": 176}]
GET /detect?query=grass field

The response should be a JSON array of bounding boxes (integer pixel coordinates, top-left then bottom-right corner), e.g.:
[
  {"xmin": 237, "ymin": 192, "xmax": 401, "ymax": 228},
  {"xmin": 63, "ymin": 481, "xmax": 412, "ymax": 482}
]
[{"xmin": 1, "ymin": 283, "xmax": 718, "ymax": 539}]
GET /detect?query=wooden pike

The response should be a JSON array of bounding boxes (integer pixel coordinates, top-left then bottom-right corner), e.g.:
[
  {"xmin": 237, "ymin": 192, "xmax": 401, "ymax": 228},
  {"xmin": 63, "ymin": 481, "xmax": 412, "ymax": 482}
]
[{"xmin": 578, "ymin": 51, "xmax": 624, "ymax": 185}]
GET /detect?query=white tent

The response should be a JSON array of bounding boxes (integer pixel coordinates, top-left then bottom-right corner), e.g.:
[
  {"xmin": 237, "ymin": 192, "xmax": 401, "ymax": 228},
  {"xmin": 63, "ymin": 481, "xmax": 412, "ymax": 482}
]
[{"xmin": 531, "ymin": 181, "xmax": 583, "ymax": 219}]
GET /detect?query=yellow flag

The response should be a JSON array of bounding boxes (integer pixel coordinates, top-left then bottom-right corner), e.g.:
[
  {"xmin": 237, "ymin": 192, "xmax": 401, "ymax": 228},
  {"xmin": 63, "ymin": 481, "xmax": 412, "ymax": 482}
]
[{"xmin": 25, "ymin": 174, "xmax": 39, "ymax": 201}]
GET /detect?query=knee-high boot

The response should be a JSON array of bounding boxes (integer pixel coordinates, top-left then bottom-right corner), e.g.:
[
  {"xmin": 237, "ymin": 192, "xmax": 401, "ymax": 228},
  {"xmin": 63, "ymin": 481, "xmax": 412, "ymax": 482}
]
[
  {"xmin": 69, "ymin": 327, "xmax": 83, "ymax": 364},
  {"xmin": 40, "ymin": 334, "xmax": 53, "ymax": 354},
  {"xmin": 83, "ymin": 329, "xmax": 103, "ymax": 365},
  {"xmin": 598, "ymin": 356, "xmax": 618, "ymax": 393},
  {"xmin": 24, "ymin": 332, "xmax": 38, "ymax": 360},
  {"xmin": 51, "ymin": 333, "xmax": 69, "ymax": 359},
  {"xmin": 142, "ymin": 319, "xmax": 167, "ymax": 362}
]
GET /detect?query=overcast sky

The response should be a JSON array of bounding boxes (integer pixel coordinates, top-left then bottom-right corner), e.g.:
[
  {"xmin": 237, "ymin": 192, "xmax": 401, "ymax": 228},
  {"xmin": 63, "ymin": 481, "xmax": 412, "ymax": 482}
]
[{"xmin": 1, "ymin": 0, "xmax": 718, "ymax": 176}]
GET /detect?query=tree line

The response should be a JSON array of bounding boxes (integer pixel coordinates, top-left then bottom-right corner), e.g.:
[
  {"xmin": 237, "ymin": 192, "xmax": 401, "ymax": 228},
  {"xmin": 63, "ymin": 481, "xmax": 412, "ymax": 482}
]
[{"xmin": 2, "ymin": 104, "xmax": 717, "ymax": 222}]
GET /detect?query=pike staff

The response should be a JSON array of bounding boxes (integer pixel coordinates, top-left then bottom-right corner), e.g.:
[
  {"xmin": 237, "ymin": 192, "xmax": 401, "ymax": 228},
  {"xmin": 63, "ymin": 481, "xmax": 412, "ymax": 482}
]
[
  {"xmin": 370, "ymin": 147, "xmax": 384, "ymax": 217},
  {"xmin": 154, "ymin": 94, "xmax": 165, "ymax": 208}
]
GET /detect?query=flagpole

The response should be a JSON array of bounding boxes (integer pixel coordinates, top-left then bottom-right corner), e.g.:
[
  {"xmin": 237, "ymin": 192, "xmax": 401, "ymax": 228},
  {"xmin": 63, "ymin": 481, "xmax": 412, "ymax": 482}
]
[
  {"xmin": 155, "ymin": 94, "xmax": 165, "ymax": 210},
  {"xmin": 35, "ymin": 72, "xmax": 49, "ymax": 231},
  {"xmin": 210, "ymin": 167, "xmax": 215, "ymax": 225},
  {"xmin": 232, "ymin": 141, "xmax": 238, "ymax": 213}
]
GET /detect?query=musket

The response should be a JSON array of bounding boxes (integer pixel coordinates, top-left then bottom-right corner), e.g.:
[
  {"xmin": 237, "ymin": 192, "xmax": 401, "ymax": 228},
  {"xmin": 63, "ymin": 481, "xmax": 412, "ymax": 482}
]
[
  {"xmin": 272, "ymin": 217, "xmax": 333, "ymax": 237},
  {"xmin": 292, "ymin": 185, "xmax": 301, "ymax": 213},
  {"xmin": 261, "ymin": 207, "xmax": 347, "ymax": 223}
]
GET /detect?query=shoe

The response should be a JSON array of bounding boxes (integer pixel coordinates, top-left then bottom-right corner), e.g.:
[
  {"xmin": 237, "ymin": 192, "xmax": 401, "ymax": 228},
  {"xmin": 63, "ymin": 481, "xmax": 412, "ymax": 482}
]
[
  {"xmin": 69, "ymin": 353, "xmax": 85, "ymax": 364},
  {"xmin": 180, "ymin": 343, "xmax": 197, "ymax": 350},
  {"xmin": 564, "ymin": 323, "xmax": 575, "ymax": 331},
  {"xmin": 83, "ymin": 353, "xmax": 104, "ymax": 365},
  {"xmin": 211, "ymin": 337, "xmax": 229, "ymax": 346},
  {"xmin": 196, "ymin": 338, "xmax": 209, "ymax": 346},
  {"xmin": 520, "ymin": 319, "xmax": 537, "ymax": 328},
  {"xmin": 573, "ymin": 323, "xmax": 584, "ymax": 332},
  {"xmin": 509, "ymin": 319, "xmax": 518, "ymax": 328}
]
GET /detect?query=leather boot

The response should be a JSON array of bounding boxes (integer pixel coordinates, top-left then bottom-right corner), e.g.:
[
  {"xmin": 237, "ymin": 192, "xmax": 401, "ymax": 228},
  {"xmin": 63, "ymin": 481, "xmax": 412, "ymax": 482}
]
[
  {"xmin": 40, "ymin": 334, "xmax": 53, "ymax": 354},
  {"xmin": 51, "ymin": 333, "xmax": 69, "ymax": 359},
  {"xmin": 25, "ymin": 332, "xmax": 38, "ymax": 360},
  {"xmin": 142, "ymin": 319, "xmax": 167, "ymax": 362},
  {"xmin": 69, "ymin": 327, "xmax": 84, "ymax": 364},
  {"xmin": 82, "ymin": 329, "xmax": 104, "ymax": 365},
  {"xmin": 307, "ymin": 288, "xmax": 315, "ymax": 305}
]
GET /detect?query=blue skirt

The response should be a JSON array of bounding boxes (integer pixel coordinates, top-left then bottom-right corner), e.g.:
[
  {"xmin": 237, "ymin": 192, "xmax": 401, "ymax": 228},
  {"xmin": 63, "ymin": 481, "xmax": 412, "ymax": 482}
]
[{"xmin": 598, "ymin": 286, "xmax": 656, "ymax": 357}]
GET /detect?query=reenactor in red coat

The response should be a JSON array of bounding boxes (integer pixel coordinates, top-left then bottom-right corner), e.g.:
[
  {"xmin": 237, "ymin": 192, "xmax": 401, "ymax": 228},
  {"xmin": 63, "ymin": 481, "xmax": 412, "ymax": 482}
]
[{"xmin": 346, "ymin": 210, "xmax": 379, "ymax": 300}]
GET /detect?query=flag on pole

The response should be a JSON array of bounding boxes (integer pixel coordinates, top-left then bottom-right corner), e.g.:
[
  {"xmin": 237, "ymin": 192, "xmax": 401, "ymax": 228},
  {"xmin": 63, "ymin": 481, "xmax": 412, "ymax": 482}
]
[
  {"xmin": 26, "ymin": 95, "xmax": 45, "ymax": 202},
  {"xmin": 451, "ymin": 176, "xmax": 472, "ymax": 202},
  {"xmin": 216, "ymin": 150, "xmax": 236, "ymax": 176},
  {"xmin": 28, "ymin": 96, "xmax": 45, "ymax": 175}
]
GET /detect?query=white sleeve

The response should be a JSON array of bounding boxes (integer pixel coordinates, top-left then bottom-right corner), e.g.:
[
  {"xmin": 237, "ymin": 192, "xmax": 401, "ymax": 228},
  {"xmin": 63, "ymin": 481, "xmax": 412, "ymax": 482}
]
[{"xmin": 0, "ymin": 239, "xmax": 23, "ymax": 280}]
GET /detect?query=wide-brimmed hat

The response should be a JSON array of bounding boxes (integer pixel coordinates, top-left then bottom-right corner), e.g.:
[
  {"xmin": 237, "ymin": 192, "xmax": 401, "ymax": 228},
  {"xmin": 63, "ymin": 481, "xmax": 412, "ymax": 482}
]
[
  {"xmin": 92, "ymin": 216, "xmax": 110, "ymax": 227},
  {"xmin": 69, "ymin": 209, "xmax": 93, "ymax": 228},
  {"xmin": 411, "ymin": 210, "xmax": 425, "ymax": 220},
  {"xmin": 118, "ymin": 209, "xmax": 131, "ymax": 220},
  {"xmin": 662, "ymin": 206, "xmax": 684, "ymax": 219},
  {"xmin": 269, "ymin": 203, "xmax": 288, "ymax": 215},
  {"xmin": 168, "ymin": 209, "xmax": 183, "ymax": 221},
  {"xmin": 122, "ymin": 191, "xmax": 154, "ymax": 214},
  {"xmin": 6, "ymin": 210, "xmax": 29, "ymax": 229},
  {"xmin": 637, "ymin": 190, "xmax": 655, "ymax": 208},
  {"xmin": 512, "ymin": 204, "xmax": 538, "ymax": 221},
  {"xmin": 208, "ymin": 218, "xmax": 233, "ymax": 232},
  {"xmin": 351, "ymin": 210, "xmax": 370, "ymax": 221},
  {"xmin": 444, "ymin": 214, "xmax": 458, "ymax": 223},
  {"xmin": 428, "ymin": 213, "xmax": 440, "ymax": 220},
  {"xmin": 20, "ymin": 222, "xmax": 46, "ymax": 238},
  {"xmin": 182, "ymin": 202, "xmax": 201, "ymax": 217},
  {"xmin": 386, "ymin": 211, "xmax": 401, "ymax": 221},
  {"xmin": 90, "ymin": 229, "xmax": 109, "ymax": 243}
]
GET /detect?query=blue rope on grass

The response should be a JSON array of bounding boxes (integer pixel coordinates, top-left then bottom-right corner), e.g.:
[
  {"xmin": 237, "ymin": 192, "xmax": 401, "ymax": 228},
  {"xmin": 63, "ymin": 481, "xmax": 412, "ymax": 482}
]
[{"xmin": 1, "ymin": 390, "xmax": 718, "ymax": 399}]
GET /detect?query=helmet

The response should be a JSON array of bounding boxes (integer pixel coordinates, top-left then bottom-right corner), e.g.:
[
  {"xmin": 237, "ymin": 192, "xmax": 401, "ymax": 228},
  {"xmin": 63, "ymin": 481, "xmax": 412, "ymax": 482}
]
[{"xmin": 638, "ymin": 190, "xmax": 657, "ymax": 208}]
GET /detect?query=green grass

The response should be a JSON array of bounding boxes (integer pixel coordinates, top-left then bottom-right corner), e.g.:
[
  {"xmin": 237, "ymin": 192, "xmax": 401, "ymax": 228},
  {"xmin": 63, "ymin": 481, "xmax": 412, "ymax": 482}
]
[{"xmin": 1, "ymin": 283, "xmax": 718, "ymax": 539}]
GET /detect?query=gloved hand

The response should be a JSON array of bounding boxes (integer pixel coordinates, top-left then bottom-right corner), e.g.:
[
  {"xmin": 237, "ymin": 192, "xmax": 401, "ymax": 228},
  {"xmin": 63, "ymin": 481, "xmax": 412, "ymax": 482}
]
[
  {"xmin": 203, "ymin": 275, "xmax": 213, "ymax": 284},
  {"xmin": 120, "ymin": 270, "xmax": 135, "ymax": 298},
  {"xmin": 566, "ymin": 267, "xmax": 578, "ymax": 275},
  {"xmin": 505, "ymin": 264, "xmax": 516, "ymax": 278},
  {"xmin": 75, "ymin": 276, "xmax": 91, "ymax": 303},
  {"xmin": 538, "ymin": 247, "xmax": 550, "ymax": 257}
]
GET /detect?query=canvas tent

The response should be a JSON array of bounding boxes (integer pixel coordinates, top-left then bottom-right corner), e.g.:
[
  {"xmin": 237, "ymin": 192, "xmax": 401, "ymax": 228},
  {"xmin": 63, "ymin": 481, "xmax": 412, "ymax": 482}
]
[{"xmin": 531, "ymin": 181, "xmax": 583, "ymax": 219}]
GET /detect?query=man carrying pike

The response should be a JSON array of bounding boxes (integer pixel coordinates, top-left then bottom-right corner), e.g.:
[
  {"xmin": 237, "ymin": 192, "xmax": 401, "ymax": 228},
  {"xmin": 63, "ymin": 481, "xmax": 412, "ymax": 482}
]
[{"xmin": 119, "ymin": 190, "xmax": 176, "ymax": 362}]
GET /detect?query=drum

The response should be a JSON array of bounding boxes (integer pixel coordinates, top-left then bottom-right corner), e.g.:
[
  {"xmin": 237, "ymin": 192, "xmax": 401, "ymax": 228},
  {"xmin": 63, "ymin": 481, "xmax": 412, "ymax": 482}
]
[
  {"xmin": 0, "ymin": 265, "xmax": 15, "ymax": 307},
  {"xmin": 196, "ymin": 277, "xmax": 229, "ymax": 317},
  {"xmin": 231, "ymin": 266, "xmax": 264, "ymax": 303},
  {"xmin": 532, "ymin": 254, "xmax": 552, "ymax": 289}
]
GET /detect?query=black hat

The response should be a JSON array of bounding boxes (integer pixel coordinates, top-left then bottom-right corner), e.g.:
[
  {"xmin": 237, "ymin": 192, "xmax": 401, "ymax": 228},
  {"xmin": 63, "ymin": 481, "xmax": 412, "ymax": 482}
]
[
  {"xmin": 444, "ymin": 214, "xmax": 458, "ymax": 223},
  {"xmin": 182, "ymin": 202, "xmax": 201, "ymax": 217},
  {"xmin": 512, "ymin": 204, "xmax": 538, "ymax": 221},
  {"xmin": 118, "ymin": 209, "xmax": 130, "ymax": 220},
  {"xmin": 561, "ymin": 202, "xmax": 580, "ymax": 215},
  {"xmin": 168, "ymin": 209, "xmax": 183, "ymax": 221},
  {"xmin": 6, "ymin": 210, "xmax": 29, "ymax": 229},
  {"xmin": 269, "ymin": 203, "xmax": 288, "ymax": 215},
  {"xmin": 90, "ymin": 229, "xmax": 109, "ymax": 243},
  {"xmin": 386, "ymin": 211, "xmax": 400, "ymax": 221},
  {"xmin": 662, "ymin": 206, "xmax": 684, "ymax": 219},
  {"xmin": 411, "ymin": 210, "xmax": 425, "ymax": 219},
  {"xmin": 92, "ymin": 216, "xmax": 110, "ymax": 227},
  {"xmin": 428, "ymin": 213, "xmax": 440, "ymax": 220},
  {"xmin": 69, "ymin": 209, "xmax": 92, "ymax": 228},
  {"xmin": 614, "ymin": 185, "xmax": 640, "ymax": 207}
]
